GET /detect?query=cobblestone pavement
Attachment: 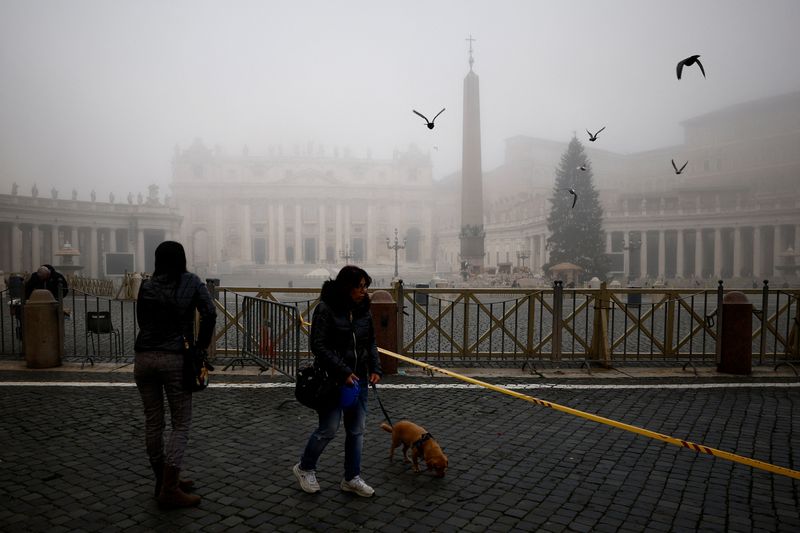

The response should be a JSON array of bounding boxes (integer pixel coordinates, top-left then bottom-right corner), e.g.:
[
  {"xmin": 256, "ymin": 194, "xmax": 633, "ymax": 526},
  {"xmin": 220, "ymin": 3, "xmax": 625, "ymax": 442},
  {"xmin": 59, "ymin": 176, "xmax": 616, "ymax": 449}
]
[{"xmin": 1, "ymin": 366, "xmax": 799, "ymax": 532}]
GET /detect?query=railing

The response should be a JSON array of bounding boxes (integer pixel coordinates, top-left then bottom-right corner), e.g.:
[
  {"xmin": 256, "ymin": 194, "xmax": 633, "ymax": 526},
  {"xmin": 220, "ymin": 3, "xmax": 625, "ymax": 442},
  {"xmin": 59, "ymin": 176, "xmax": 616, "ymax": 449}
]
[
  {"xmin": 2, "ymin": 282, "xmax": 798, "ymax": 377},
  {"xmin": 211, "ymin": 289, "xmax": 301, "ymax": 378}
]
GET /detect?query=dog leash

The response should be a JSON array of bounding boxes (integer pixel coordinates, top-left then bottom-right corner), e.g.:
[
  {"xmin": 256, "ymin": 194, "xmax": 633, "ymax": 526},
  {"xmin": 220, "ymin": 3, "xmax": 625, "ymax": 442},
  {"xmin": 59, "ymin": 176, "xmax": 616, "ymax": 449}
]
[{"xmin": 370, "ymin": 383, "xmax": 393, "ymax": 427}]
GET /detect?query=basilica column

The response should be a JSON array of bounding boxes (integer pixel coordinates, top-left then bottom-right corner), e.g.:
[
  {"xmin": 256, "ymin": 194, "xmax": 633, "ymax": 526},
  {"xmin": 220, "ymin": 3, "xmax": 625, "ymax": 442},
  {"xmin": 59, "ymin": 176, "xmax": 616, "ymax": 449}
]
[
  {"xmin": 268, "ymin": 203, "xmax": 276, "ymax": 265},
  {"xmin": 10, "ymin": 224, "xmax": 22, "ymax": 272},
  {"xmin": 318, "ymin": 204, "xmax": 326, "ymax": 263},
  {"xmin": 676, "ymin": 229, "xmax": 684, "ymax": 278},
  {"xmin": 753, "ymin": 226, "xmax": 762, "ymax": 278},
  {"xmin": 242, "ymin": 203, "xmax": 252, "ymax": 265},
  {"xmin": 109, "ymin": 228, "xmax": 117, "ymax": 252},
  {"xmin": 733, "ymin": 227, "xmax": 742, "ymax": 278},
  {"xmin": 694, "ymin": 229, "xmax": 703, "ymax": 277},
  {"xmin": 214, "ymin": 206, "xmax": 224, "ymax": 266},
  {"xmin": 31, "ymin": 225, "xmax": 41, "ymax": 270},
  {"xmin": 366, "ymin": 204, "xmax": 374, "ymax": 263},
  {"xmin": 623, "ymin": 232, "xmax": 630, "ymax": 278},
  {"xmin": 51, "ymin": 225, "xmax": 60, "ymax": 263},
  {"xmin": 773, "ymin": 225, "xmax": 782, "ymax": 278},
  {"xmin": 89, "ymin": 227, "xmax": 98, "ymax": 277},
  {"xmin": 71, "ymin": 227, "xmax": 79, "ymax": 249},
  {"xmin": 344, "ymin": 204, "xmax": 351, "ymax": 257},
  {"xmin": 795, "ymin": 224, "xmax": 800, "ymax": 256},
  {"xmin": 294, "ymin": 204, "xmax": 302, "ymax": 264},
  {"xmin": 640, "ymin": 231, "xmax": 648, "ymax": 278},
  {"xmin": 713, "ymin": 228, "xmax": 722, "ymax": 278},
  {"xmin": 657, "ymin": 230, "xmax": 666, "ymax": 279},
  {"xmin": 605, "ymin": 232, "xmax": 612, "ymax": 254},
  {"xmin": 277, "ymin": 203, "xmax": 286, "ymax": 264},
  {"xmin": 335, "ymin": 203, "xmax": 342, "ymax": 257},
  {"xmin": 136, "ymin": 229, "xmax": 145, "ymax": 272}
]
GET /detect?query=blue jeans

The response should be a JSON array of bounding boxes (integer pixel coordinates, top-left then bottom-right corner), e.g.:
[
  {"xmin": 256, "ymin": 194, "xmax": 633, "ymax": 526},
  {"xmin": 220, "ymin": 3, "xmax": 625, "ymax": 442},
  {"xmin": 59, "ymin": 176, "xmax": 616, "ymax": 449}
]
[
  {"xmin": 134, "ymin": 351, "xmax": 193, "ymax": 468},
  {"xmin": 300, "ymin": 383, "xmax": 368, "ymax": 481}
]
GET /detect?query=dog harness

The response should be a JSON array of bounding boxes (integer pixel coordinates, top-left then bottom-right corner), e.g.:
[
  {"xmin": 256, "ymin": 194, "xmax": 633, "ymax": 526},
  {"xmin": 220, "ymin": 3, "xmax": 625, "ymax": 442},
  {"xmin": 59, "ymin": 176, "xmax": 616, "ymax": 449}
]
[{"xmin": 413, "ymin": 432, "xmax": 433, "ymax": 453}]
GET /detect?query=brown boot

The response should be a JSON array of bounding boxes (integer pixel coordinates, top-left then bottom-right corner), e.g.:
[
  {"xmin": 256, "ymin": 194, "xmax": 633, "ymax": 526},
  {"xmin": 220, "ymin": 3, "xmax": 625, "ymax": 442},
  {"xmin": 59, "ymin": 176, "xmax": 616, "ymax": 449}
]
[
  {"xmin": 151, "ymin": 460, "xmax": 194, "ymax": 498},
  {"xmin": 157, "ymin": 464, "xmax": 201, "ymax": 509}
]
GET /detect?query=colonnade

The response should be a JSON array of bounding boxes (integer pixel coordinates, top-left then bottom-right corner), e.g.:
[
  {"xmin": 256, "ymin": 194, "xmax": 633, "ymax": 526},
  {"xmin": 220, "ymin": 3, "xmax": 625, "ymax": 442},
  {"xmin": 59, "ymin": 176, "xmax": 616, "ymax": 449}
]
[
  {"xmin": 0, "ymin": 222, "xmax": 174, "ymax": 277},
  {"xmin": 606, "ymin": 224, "xmax": 799, "ymax": 280}
]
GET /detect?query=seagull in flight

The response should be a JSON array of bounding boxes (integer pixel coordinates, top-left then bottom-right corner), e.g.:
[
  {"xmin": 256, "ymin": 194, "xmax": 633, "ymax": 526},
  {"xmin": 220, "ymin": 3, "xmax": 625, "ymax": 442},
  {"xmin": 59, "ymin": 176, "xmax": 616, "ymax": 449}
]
[
  {"xmin": 587, "ymin": 127, "xmax": 605, "ymax": 142},
  {"xmin": 676, "ymin": 55, "xmax": 705, "ymax": 79},
  {"xmin": 562, "ymin": 188, "xmax": 578, "ymax": 208},
  {"xmin": 671, "ymin": 159, "xmax": 688, "ymax": 175},
  {"xmin": 413, "ymin": 108, "xmax": 446, "ymax": 129}
]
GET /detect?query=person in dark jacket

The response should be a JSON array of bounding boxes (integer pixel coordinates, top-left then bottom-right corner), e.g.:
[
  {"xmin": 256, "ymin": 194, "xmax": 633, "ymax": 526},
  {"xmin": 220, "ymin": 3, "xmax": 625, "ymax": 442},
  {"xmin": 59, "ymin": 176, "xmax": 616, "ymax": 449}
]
[
  {"xmin": 293, "ymin": 265, "xmax": 382, "ymax": 497},
  {"xmin": 24, "ymin": 264, "xmax": 69, "ymax": 300},
  {"xmin": 134, "ymin": 241, "xmax": 216, "ymax": 509}
]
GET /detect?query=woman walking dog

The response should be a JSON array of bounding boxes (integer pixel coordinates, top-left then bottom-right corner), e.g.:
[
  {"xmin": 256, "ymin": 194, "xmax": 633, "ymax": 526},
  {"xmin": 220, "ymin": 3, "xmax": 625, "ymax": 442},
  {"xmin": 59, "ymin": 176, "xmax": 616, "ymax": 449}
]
[{"xmin": 293, "ymin": 265, "xmax": 382, "ymax": 497}]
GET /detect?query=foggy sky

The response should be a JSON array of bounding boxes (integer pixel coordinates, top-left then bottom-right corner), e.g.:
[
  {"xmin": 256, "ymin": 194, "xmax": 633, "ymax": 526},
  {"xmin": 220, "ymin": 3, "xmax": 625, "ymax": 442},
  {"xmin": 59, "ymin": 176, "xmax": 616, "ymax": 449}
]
[{"xmin": 1, "ymin": 0, "xmax": 799, "ymax": 200}]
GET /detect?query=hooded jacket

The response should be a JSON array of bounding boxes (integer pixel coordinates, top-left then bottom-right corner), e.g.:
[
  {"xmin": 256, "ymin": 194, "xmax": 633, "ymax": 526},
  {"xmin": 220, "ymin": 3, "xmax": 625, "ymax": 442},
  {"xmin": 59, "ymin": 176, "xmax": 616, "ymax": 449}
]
[
  {"xmin": 134, "ymin": 272, "xmax": 217, "ymax": 354},
  {"xmin": 310, "ymin": 279, "xmax": 382, "ymax": 384}
]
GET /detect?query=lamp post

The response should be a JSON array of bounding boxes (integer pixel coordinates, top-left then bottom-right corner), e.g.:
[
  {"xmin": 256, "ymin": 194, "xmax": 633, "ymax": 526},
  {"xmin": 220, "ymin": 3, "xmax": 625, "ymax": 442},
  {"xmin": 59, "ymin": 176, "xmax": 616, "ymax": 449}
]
[
  {"xmin": 386, "ymin": 227, "xmax": 406, "ymax": 279},
  {"xmin": 339, "ymin": 246, "xmax": 354, "ymax": 264},
  {"xmin": 516, "ymin": 250, "xmax": 529, "ymax": 269}
]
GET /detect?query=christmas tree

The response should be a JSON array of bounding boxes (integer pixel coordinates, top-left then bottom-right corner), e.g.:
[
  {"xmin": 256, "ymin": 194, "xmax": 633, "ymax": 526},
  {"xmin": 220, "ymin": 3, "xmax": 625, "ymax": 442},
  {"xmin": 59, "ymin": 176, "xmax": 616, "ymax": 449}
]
[{"xmin": 544, "ymin": 136, "xmax": 609, "ymax": 279}]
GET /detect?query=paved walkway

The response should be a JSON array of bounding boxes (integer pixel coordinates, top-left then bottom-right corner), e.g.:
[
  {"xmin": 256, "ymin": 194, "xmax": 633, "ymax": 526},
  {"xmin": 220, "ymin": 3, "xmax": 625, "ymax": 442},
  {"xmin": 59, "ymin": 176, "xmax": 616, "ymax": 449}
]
[{"xmin": 0, "ymin": 361, "xmax": 798, "ymax": 532}]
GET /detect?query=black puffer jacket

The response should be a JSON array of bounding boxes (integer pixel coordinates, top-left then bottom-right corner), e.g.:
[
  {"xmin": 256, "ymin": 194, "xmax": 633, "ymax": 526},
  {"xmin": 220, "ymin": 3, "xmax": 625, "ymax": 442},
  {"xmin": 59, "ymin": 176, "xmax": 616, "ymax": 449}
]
[
  {"xmin": 134, "ymin": 272, "xmax": 217, "ymax": 354},
  {"xmin": 310, "ymin": 279, "xmax": 382, "ymax": 384}
]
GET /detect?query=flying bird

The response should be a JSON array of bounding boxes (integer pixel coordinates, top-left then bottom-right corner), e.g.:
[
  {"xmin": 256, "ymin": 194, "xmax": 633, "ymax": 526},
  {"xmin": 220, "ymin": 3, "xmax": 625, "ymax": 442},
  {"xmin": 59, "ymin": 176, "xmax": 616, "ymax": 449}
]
[
  {"xmin": 676, "ymin": 55, "xmax": 705, "ymax": 79},
  {"xmin": 587, "ymin": 127, "xmax": 605, "ymax": 142},
  {"xmin": 671, "ymin": 159, "xmax": 688, "ymax": 174},
  {"xmin": 577, "ymin": 165, "xmax": 587, "ymax": 171},
  {"xmin": 432, "ymin": 145, "xmax": 439, "ymax": 151},
  {"xmin": 413, "ymin": 108, "xmax": 446, "ymax": 129},
  {"xmin": 563, "ymin": 188, "xmax": 578, "ymax": 208}
]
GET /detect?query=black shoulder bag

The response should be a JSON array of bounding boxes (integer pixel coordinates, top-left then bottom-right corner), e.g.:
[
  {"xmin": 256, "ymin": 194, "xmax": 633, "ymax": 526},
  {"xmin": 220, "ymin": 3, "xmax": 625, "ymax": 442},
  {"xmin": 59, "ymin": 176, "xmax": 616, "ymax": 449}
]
[
  {"xmin": 295, "ymin": 360, "xmax": 339, "ymax": 410},
  {"xmin": 182, "ymin": 337, "xmax": 214, "ymax": 393}
]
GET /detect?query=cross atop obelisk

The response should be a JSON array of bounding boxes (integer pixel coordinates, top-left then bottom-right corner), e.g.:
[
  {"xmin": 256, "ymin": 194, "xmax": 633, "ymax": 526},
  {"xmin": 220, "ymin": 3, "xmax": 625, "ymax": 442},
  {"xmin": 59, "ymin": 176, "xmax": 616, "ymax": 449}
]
[{"xmin": 466, "ymin": 34, "xmax": 476, "ymax": 70}]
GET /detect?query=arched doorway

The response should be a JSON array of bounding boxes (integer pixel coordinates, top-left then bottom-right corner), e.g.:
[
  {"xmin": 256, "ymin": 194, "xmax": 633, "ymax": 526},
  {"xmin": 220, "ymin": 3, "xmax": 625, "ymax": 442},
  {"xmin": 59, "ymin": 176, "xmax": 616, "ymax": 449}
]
[{"xmin": 405, "ymin": 227, "xmax": 422, "ymax": 263}]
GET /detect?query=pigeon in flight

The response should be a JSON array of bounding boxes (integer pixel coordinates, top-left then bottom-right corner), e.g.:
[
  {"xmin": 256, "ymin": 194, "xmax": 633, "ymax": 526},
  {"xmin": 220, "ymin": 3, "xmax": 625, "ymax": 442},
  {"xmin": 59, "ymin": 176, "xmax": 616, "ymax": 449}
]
[
  {"xmin": 413, "ymin": 108, "xmax": 446, "ymax": 129},
  {"xmin": 671, "ymin": 159, "xmax": 688, "ymax": 174},
  {"xmin": 577, "ymin": 165, "xmax": 587, "ymax": 171},
  {"xmin": 563, "ymin": 188, "xmax": 578, "ymax": 208},
  {"xmin": 676, "ymin": 55, "xmax": 705, "ymax": 79},
  {"xmin": 587, "ymin": 127, "xmax": 605, "ymax": 142}
]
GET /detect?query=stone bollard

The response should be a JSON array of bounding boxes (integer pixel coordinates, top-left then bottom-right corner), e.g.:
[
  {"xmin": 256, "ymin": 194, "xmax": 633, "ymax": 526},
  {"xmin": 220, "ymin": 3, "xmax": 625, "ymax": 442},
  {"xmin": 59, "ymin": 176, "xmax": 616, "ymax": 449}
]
[
  {"xmin": 130, "ymin": 272, "xmax": 143, "ymax": 299},
  {"xmin": 718, "ymin": 291, "xmax": 752, "ymax": 375},
  {"xmin": 23, "ymin": 289, "xmax": 64, "ymax": 368},
  {"xmin": 370, "ymin": 290, "xmax": 398, "ymax": 375}
]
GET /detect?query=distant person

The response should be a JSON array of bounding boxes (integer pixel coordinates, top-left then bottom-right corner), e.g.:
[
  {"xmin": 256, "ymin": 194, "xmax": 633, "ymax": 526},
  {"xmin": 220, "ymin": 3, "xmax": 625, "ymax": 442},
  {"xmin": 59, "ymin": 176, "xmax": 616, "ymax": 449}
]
[
  {"xmin": 134, "ymin": 241, "xmax": 217, "ymax": 509},
  {"xmin": 293, "ymin": 265, "xmax": 382, "ymax": 497},
  {"xmin": 24, "ymin": 265, "xmax": 68, "ymax": 301}
]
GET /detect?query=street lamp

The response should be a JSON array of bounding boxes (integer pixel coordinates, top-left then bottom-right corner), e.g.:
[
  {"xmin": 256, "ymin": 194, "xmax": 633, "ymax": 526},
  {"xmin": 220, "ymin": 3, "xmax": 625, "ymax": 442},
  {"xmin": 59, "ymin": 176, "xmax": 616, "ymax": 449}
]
[
  {"xmin": 516, "ymin": 250, "xmax": 529, "ymax": 269},
  {"xmin": 339, "ymin": 246, "xmax": 354, "ymax": 264},
  {"xmin": 386, "ymin": 227, "xmax": 406, "ymax": 278}
]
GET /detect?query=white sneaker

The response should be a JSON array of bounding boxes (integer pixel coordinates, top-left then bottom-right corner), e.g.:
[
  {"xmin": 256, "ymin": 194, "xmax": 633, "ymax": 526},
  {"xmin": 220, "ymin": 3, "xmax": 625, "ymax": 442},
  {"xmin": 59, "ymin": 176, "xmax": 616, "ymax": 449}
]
[
  {"xmin": 340, "ymin": 476, "xmax": 374, "ymax": 497},
  {"xmin": 293, "ymin": 463, "xmax": 320, "ymax": 493}
]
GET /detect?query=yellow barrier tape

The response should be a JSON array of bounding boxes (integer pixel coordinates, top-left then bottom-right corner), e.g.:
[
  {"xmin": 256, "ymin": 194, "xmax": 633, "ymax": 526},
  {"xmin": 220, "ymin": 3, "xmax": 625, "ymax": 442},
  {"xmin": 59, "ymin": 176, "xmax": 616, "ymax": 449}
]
[{"xmin": 378, "ymin": 347, "xmax": 800, "ymax": 480}]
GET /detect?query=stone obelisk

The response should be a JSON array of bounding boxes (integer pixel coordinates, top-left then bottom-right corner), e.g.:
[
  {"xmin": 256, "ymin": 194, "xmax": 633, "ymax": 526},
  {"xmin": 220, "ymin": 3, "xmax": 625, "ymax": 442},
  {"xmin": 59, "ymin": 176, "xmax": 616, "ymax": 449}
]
[{"xmin": 459, "ymin": 35, "xmax": 485, "ymax": 271}]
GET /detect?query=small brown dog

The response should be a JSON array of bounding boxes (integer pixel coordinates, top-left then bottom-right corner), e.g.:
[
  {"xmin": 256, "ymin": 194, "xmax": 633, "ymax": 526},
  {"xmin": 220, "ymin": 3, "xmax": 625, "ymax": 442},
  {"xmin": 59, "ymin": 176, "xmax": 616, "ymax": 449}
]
[{"xmin": 380, "ymin": 420, "xmax": 448, "ymax": 478}]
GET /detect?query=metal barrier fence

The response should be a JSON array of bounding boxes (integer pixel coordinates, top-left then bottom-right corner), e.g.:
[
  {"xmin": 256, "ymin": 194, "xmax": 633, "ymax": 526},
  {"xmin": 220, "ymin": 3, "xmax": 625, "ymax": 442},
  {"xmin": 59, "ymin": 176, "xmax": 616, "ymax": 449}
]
[
  {"xmin": 2, "ymin": 281, "xmax": 798, "ymax": 376},
  {"xmin": 212, "ymin": 289, "xmax": 301, "ymax": 378}
]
